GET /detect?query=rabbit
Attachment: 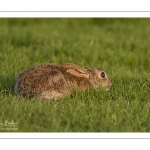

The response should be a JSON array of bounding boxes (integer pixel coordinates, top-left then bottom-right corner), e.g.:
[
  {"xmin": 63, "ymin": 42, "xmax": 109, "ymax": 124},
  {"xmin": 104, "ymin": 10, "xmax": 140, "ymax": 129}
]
[{"xmin": 14, "ymin": 63, "xmax": 112, "ymax": 100}]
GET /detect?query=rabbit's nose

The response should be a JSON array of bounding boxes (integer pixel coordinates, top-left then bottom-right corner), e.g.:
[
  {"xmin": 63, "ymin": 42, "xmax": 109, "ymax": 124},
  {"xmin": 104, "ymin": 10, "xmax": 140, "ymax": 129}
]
[
  {"xmin": 106, "ymin": 81, "xmax": 112, "ymax": 91},
  {"xmin": 109, "ymin": 81, "xmax": 112, "ymax": 86},
  {"xmin": 106, "ymin": 88, "xmax": 110, "ymax": 91},
  {"xmin": 106, "ymin": 85, "xmax": 111, "ymax": 91}
]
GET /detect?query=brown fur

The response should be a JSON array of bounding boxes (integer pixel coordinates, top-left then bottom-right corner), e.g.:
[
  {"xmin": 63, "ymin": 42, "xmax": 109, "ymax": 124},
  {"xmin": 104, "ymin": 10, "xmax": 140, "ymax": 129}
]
[{"xmin": 14, "ymin": 63, "xmax": 112, "ymax": 100}]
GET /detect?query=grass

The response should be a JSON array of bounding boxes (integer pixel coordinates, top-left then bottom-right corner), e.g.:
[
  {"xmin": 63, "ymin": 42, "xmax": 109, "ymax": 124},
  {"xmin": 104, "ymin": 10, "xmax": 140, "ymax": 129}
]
[{"xmin": 0, "ymin": 18, "xmax": 150, "ymax": 132}]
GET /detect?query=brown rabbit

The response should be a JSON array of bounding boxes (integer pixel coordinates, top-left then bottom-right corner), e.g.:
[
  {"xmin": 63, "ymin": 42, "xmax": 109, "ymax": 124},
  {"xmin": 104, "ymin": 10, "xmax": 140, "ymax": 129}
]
[{"xmin": 14, "ymin": 63, "xmax": 112, "ymax": 100}]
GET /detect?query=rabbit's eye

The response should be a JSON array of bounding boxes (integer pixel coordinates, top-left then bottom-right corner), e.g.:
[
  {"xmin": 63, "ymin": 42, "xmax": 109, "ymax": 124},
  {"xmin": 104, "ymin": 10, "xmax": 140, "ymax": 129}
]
[{"xmin": 100, "ymin": 72, "xmax": 105, "ymax": 78}]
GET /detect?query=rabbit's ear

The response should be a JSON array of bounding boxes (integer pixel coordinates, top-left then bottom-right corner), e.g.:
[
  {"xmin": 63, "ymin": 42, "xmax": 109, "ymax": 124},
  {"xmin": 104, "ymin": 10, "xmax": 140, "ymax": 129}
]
[{"xmin": 66, "ymin": 68, "xmax": 89, "ymax": 78}]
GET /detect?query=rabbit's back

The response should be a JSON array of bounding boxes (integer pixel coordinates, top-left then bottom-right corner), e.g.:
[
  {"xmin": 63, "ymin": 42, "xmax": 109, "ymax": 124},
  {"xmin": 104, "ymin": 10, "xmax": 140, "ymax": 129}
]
[{"xmin": 15, "ymin": 64, "xmax": 64, "ymax": 97}]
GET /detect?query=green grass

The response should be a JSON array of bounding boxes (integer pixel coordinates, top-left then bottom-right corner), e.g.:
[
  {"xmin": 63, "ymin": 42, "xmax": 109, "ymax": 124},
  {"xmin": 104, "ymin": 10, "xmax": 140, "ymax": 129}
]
[{"xmin": 0, "ymin": 18, "xmax": 150, "ymax": 132}]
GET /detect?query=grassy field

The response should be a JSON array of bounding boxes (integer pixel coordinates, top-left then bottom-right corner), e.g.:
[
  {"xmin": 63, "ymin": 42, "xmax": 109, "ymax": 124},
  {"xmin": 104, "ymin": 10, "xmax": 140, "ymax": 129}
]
[{"xmin": 0, "ymin": 18, "xmax": 150, "ymax": 132}]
